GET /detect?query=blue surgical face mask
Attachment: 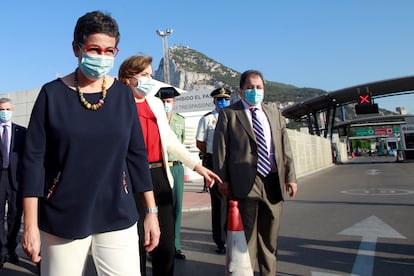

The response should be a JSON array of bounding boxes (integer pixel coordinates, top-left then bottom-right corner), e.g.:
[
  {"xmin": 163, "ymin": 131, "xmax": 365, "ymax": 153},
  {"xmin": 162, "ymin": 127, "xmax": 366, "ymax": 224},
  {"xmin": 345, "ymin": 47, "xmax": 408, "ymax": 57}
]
[
  {"xmin": 244, "ymin": 88, "xmax": 264, "ymax": 106},
  {"xmin": 78, "ymin": 53, "xmax": 114, "ymax": 80},
  {"xmin": 0, "ymin": 110, "xmax": 12, "ymax": 123},
  {"xmin": 135, "ymin": 77, "xmax": 155, "ymax": 97},
  {"xmin": 216, "ymin": 98, "xmax": 230, "ymax": 109},
  {"xmin": 164, "ymin": 102, "xmax": 173, "ymax": 113}
]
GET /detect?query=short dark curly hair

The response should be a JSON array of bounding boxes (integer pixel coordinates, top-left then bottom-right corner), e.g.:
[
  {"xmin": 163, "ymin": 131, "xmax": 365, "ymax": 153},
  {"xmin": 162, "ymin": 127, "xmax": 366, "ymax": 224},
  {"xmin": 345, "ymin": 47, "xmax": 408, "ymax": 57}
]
[{"xmin": 73, "ymin": 10, "xmax": 120, "ymax": 46}]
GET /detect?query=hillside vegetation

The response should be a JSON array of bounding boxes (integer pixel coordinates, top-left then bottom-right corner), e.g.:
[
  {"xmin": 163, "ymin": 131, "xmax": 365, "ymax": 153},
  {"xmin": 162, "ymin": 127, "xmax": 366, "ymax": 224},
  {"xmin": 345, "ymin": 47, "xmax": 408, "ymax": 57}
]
[{"xmin": 169, "ymin": 46, "xmax": 326, "ymax": 103}]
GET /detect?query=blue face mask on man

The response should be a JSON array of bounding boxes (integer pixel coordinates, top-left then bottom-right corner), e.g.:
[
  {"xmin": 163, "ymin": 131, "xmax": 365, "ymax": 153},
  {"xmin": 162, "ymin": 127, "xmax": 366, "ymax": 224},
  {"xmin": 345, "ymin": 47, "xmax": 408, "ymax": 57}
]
[
  {"xmin": 244, "ymin": 88, "xmax": 264, "ymax": 106},
  {"xmin": 216, "ymin": 98, "xmax": 230, "ymax": 109}
]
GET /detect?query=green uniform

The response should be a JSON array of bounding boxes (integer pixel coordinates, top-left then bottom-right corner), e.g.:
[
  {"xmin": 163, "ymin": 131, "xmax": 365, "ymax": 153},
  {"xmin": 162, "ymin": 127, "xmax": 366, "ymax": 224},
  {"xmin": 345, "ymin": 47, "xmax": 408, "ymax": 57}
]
[
  {"xmin": 169, "ymin": 112, "xmax": 185, "ymax": 251},
  {"xmin": 168, "ymin": 113, "xmax": 185, "ymax": 160}
]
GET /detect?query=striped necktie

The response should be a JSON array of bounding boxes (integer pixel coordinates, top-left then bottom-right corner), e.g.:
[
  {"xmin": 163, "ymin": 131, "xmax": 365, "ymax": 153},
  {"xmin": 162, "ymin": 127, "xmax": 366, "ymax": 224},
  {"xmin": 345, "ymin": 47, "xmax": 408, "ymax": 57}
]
[{"xmin": 250, "ymin": 108, "xmax": 271, "ymax": 177}]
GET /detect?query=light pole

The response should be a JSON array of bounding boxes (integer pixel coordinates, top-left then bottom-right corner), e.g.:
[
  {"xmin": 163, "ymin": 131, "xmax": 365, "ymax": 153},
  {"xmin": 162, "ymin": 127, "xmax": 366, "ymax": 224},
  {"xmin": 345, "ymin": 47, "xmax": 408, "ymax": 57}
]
[{"xmin": 156, "ymin": 28, "xmax": 173, "ymax": 84}]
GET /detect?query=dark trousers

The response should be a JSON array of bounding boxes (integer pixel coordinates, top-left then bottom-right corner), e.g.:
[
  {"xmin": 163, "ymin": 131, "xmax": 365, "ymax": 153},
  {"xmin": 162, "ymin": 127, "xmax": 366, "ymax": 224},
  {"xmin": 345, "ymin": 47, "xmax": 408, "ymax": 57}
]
[
  {"xmin": 203, "ymin": 154, "xmax": 228, "ymax": 248},
  {"xmin": 136, "ymin": 166, "xmax": 175, "ymax": 276},
  {"xmin": 0, "ymin": 169, "xmax": 21, "ymax": 256}
]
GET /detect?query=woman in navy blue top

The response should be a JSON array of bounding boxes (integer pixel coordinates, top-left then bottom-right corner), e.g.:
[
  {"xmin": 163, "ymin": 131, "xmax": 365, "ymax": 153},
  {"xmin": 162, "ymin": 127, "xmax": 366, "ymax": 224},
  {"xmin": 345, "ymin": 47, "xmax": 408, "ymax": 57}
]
[{"xmin": 21, "ymin": 11, "xmax": 160, "ymax": 276}]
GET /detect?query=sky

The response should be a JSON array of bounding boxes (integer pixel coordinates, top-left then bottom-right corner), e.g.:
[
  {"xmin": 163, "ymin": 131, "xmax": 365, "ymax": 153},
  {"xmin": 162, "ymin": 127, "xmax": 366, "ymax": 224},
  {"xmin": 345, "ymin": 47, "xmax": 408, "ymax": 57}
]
[{"xmin": 1, "ymin": 0, "xmax": 413, "ymax": 114}]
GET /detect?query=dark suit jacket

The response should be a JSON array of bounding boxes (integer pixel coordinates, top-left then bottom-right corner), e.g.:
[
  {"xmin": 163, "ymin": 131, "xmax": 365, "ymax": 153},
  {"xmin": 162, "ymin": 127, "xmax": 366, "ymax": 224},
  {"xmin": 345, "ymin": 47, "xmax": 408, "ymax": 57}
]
[
  {"xmin": 0, "ymin": 123, "xmax": 26, "ymax": 191},
  {"xmin": 213, "ymin": 100, "xmax": 296, "ymax": 199}
]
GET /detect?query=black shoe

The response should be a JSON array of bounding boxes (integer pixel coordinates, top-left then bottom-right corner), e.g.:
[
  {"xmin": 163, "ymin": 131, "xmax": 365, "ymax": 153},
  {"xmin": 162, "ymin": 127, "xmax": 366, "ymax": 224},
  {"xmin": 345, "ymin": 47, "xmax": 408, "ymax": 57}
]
[
  {"xmin": 6, "ymin": 252, "xmax": 19, "ymax": 264},
  {"xmin": 215, "ymin": 246, "xmax": 226, "ymax": 254},
  {"xmin": 175, "ymin": 249, "xmax": 186, "ymax": 260},
  {"xmin": 199, "ymin": 188, "xmax": 208, "ymax": 193}
]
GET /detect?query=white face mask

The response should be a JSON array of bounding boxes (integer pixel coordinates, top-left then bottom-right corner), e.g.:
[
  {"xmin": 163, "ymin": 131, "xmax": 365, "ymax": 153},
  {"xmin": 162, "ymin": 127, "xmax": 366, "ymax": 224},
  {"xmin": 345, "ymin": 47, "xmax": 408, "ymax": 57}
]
[
  {"xmin": 134, "ymin": 77, "xmax": 155, "ymax": 97},
  {"xmin": 0, "ymin": 110, "xmax": 12, "ymax": 123},
  {"xmin": 79, "ymin": 53, "xmax": 114, "ymax": 80},
  {"xmin": 164, "ymin": 102, "xmax": 173, "ymax": 113}
]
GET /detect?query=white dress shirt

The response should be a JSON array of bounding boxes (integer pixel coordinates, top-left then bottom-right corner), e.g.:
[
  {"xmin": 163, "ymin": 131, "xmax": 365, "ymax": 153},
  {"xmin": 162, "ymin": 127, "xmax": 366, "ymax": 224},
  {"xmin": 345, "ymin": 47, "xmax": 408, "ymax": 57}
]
[{"xmin": 241, "ymin": 100, "xmax": 277, "ymax": 172}]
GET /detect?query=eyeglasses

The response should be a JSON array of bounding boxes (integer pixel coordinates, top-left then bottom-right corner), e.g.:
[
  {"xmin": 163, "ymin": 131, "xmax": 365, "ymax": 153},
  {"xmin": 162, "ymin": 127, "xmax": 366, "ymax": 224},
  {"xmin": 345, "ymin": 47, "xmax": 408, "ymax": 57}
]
[{"xmin": 78, "ymin": 43, "xmax": 119, "ymax": 57}]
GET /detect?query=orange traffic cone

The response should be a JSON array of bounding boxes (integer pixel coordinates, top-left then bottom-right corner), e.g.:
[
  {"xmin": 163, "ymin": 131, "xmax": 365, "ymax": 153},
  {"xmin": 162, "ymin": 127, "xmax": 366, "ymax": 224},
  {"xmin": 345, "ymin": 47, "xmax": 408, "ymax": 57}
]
[
  {"xmin": 226, "ymin": 200, "xmax": 253, "ymax": 276},
  {"xmin": 183, "ymin": 166, "xmax": 190, "ymax": 182}
]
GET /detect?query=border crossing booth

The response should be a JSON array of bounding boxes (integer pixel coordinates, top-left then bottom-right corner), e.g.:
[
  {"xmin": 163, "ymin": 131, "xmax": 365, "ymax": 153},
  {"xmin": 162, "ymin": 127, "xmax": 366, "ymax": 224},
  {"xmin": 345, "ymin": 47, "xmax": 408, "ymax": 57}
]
[{"xmin": 398, "ymin": 120, "xmax": 414, "ymax": 161}]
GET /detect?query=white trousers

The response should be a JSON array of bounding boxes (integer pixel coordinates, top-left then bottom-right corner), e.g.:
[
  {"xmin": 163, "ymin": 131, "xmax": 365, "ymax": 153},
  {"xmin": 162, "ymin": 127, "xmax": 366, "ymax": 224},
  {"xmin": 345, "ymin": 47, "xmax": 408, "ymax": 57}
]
[{"xmin": 40, "ymin": 223, "xmax": 140, "ymax": 276}]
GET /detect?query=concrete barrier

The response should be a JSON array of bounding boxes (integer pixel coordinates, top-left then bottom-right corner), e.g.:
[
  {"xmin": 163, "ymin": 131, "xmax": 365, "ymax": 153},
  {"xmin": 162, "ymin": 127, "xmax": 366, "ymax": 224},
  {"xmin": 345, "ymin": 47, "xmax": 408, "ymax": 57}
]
[{"xmin": 287, "ymin": 129, "xmax": 342, "ymax": 178}]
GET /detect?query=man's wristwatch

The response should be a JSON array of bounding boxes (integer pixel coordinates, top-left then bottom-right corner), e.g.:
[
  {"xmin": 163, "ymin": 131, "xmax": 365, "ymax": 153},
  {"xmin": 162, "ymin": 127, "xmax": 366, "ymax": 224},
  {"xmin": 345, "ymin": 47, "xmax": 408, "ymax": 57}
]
[{"xmin": 146, "ymin": 207, "xmax": 158, "ymax": 214}]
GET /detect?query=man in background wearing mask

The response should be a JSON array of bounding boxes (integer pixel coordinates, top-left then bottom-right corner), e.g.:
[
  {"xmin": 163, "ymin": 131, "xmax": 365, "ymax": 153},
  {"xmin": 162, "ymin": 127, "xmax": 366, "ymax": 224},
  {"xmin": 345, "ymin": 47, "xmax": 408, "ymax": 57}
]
[
  {"xmin": 156, "ymin": 87, "xmax": 187, "ymax": 260},
  {"xmin": 0, "ymin": 98, "xmax": 26, "ymax": 268},
  {"xmin": 213, "ymin": 70, "xmax": 297, "ymax": 276},
  {"xmin": 195, "ymin": 87, "xmax": 231, "ymax": 254}
]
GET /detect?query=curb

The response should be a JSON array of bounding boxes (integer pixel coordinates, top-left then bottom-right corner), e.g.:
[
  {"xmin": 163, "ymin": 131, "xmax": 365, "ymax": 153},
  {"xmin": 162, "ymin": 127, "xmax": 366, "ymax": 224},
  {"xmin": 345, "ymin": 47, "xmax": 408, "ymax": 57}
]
[{"xmin": 182, "ymin": 205, "xmax": 211, "ymax": 213}]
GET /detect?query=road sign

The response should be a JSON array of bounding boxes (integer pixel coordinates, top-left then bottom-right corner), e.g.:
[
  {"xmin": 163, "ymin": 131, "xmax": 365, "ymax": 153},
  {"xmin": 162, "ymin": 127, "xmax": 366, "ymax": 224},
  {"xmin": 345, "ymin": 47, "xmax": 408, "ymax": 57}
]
[
  {"xmin": 355, "ymin": 127, "xmax": 398, "ymax": 137},
  {"xmin": 375, "ymin": 128, "xmax": 387, "ymax": 135},
  {"xmin": 356, "ymin": 129, "xmax": 375, "ymax": 136}
]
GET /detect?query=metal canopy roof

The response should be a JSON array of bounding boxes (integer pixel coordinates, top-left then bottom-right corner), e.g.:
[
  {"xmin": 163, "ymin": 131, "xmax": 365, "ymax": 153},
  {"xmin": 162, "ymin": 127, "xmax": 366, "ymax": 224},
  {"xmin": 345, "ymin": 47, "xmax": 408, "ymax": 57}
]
[
  {"xmin": 335, "ymin": 114, "xmax": 414, "ymax": 128},
  {"xmin": 281, "ymin": 75, "xmax": 414, "ymax": 120}
]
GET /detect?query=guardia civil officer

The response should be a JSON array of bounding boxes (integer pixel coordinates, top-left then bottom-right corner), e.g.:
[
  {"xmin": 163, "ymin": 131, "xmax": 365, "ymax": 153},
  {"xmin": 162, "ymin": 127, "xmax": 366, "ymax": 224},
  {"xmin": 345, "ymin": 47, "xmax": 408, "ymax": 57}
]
[{"xmin": 156, "ymin": 87, "xmax": 187, "ymax": 260}]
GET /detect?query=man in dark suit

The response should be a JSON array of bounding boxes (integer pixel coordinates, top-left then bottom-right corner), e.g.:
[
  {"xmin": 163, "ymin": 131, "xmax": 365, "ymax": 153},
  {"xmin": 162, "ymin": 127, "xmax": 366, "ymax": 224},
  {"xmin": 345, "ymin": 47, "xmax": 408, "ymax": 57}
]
[
  {"xmin": 0, "ymin": 98, "xmax": 26, "ymax": 268},
  {"xmin": 213, "ymin": 70, "xmax": 297, "ymax": 276}
]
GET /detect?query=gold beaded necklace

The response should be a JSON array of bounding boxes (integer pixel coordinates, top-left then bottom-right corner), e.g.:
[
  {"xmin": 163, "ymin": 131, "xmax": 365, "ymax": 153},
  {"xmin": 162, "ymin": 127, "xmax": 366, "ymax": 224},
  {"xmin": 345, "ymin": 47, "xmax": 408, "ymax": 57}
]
[{"xmin": 74, "ymin": 69, "xmax": 107, "ymax": 111}]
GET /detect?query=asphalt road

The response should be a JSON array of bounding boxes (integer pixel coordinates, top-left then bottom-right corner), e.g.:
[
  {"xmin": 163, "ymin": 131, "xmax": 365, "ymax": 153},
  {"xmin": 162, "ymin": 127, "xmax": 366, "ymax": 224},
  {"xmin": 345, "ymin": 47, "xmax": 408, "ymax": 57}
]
[
  {"xmin": 3, "ymin": 156, "xmax": 414, "ymax": 275},
  {"xmin": 276, "ymin": 156, "xmax": 414, "ymax": 276}
]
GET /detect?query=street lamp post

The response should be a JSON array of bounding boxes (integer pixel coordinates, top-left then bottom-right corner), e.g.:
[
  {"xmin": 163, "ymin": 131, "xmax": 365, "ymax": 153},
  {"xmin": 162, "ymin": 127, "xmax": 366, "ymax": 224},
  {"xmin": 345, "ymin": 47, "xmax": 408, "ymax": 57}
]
[{"xmin": 156, "ymin": 28, "xmax": 173, "ymax": 84}]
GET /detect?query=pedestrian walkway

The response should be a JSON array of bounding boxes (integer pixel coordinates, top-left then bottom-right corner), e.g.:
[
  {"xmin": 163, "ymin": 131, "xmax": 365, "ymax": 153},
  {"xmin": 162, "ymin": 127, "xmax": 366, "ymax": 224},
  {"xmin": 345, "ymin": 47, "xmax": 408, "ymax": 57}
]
[{"xmin": 182, "ymin": 179, "xmax": 211, "ymax": 212}]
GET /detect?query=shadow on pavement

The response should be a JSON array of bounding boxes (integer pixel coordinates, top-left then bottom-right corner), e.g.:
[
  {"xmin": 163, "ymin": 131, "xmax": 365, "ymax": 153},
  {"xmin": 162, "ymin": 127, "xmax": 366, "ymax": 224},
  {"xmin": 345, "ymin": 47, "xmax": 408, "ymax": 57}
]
[{"xmin": 278, "ymin": 235, "xmax": 414, "ymax": 276}]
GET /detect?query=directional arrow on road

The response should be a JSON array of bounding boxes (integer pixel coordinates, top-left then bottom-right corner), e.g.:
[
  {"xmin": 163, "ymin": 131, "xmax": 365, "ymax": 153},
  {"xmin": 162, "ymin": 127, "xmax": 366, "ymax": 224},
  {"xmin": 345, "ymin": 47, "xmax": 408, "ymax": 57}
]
[
  {"xmin": 367, "ymin": 169, "xmax": 382, "ymax": 175},
  {"xmin": 338, "ymin": 216, "xmax": 406, "ymax": 276}
]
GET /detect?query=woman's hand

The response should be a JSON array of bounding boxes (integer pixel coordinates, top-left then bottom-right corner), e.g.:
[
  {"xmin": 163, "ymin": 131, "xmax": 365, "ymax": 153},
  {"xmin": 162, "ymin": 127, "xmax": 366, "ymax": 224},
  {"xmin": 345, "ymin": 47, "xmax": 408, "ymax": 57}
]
[
  {"xmin": 22, "ymin": 225, "xmax": 41, "ymax": 263},
  {"xmin": 194, "ymin": 164, "xmax": 222, "ymax": 188},
  {"xmin": 143, "ymin": 213, "xmax": 160, "ymax": 252}
]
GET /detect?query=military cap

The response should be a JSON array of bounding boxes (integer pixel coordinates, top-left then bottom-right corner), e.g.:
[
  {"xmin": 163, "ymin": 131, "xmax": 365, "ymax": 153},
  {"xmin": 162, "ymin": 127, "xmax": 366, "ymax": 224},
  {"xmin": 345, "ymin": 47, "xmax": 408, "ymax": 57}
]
[
  {"xmin": 155, "ymin": 87, "xmax": 180, "ymax": 99},
  {"xmin": 210, "ymin": 87, "xmax": 231, "ymax": 98}
]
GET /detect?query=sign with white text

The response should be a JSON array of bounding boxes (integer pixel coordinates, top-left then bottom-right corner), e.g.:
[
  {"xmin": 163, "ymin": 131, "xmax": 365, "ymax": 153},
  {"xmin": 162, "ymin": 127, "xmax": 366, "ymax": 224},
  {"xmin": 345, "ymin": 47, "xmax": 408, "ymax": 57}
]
[{"xmin": 175, "ymin": 90, "xmax": 215, "ymax": 113}]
